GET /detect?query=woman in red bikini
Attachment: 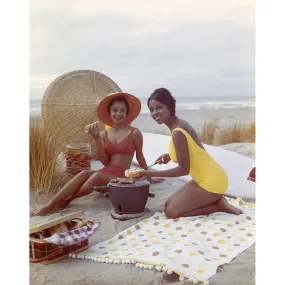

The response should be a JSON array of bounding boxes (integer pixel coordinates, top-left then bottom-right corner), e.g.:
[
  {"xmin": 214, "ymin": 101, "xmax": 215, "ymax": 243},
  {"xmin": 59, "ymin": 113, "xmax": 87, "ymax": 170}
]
[{"xmin": 35, "ymin": 92, "xmax": 161, "ymax": 216}]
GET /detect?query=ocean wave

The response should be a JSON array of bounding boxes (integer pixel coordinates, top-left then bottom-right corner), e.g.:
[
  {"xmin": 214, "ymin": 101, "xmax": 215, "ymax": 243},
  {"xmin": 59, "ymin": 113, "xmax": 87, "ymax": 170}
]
[
  {"xmin": 140, "ymin": 101, "xmax": 255, "ymax": 113},
  {"xmin": 29, "ymin": 108, "xmax": 41, "ymax": 117}
]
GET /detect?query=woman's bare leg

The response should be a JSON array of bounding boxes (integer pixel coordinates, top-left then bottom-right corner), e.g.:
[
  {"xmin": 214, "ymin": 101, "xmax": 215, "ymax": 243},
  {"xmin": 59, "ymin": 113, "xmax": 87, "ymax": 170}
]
[
  {"xmin": 178, "ymin": 197, "xmax": 242, "ymax": 217},
  {"xmin": 46, "ymin": 172, "xmax": 117, "ymax": 213},
  {"xmin": 66, "ymin": 172, "xmax": 117, "ymax": 202},
  {"xmin": 49, "ymin": 171, "xmax": 118, "ymax": 212},
  {"xmin": 165, "ymin": 180, "xmax": 241, "ymax": 219},
  {"xmin": 34, "ymin": 170, "xmax": 96, "ymax": 216}
]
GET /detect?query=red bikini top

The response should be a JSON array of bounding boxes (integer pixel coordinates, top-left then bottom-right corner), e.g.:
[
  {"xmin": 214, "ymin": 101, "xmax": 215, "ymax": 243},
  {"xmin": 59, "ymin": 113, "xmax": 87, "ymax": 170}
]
[{"xmin": 104, "ymin": 128, "xmax": 136, "ymax": 156}]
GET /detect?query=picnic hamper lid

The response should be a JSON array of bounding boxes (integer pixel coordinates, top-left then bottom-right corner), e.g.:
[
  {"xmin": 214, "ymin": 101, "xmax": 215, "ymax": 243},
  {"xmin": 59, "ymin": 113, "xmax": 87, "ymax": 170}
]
[{"xmin": 30, "ymin": 210, "xmax": 84, "ymax": 234}]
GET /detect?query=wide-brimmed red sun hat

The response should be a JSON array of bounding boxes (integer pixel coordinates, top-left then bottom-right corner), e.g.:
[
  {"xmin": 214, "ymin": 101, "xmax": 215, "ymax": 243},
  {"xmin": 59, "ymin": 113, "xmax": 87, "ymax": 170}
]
[{"xmin": 97, "ymin": 92, "xmax": 141, "ymax": 126}]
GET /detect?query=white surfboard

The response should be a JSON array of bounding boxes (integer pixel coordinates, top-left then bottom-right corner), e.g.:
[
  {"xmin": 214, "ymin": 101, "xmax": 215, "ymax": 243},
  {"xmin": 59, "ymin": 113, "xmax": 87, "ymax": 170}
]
[{"xmin": 133, "ymin": 133, "xmax": 255, "ymax": 200}]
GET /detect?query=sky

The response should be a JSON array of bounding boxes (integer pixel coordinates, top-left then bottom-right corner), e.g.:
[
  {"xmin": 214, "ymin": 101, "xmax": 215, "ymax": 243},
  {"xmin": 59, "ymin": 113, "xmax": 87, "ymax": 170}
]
[{"xmin": 30, "ymin": 0, "xmax": 255, "ymax": 99}]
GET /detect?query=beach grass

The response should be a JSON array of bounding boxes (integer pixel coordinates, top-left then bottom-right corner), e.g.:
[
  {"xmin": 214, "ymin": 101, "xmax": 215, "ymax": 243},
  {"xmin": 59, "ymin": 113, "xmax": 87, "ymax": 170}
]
[
  {"xmin": 198, "ymin": 121, "xmax": 255, "ymax": 145},
  {"xmin": 29, "ymin": 117, "xmax": 69, "ymax": 194},
  {"xmin": 198, "ymin": 121, "xmax": 219, "ymax": 145},
  {"xmin": 151, "ymin": 120, "xmax": 256, "ymax": 145},
  {"xmin": 214, "ymin": 121, "xmax": 255, "ymax": 145}
]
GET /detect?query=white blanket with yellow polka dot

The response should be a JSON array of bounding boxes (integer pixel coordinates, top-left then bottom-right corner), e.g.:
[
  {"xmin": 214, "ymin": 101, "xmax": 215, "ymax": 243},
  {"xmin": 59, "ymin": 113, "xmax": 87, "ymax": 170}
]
[{"xmin": 71, "ymin": 199, "xmax": 255, "ymax": 284}]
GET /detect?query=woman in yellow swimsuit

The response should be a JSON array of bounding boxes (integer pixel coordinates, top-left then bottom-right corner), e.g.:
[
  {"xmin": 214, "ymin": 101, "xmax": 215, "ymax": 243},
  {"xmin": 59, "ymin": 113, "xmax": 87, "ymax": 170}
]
[{"xmin": 140, "ymin": 88, "xmax": 242, "ymax": 218}]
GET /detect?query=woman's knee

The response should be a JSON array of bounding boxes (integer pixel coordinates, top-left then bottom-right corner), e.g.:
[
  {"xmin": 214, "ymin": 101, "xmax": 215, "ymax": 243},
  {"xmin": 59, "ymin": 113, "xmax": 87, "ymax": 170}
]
[
  {"xmin": 78, "ymin": 170, "xmax": 94, "ymax": 178},
  {"xmin": 85, "ymin": 172, "xmax": 106, "ymax": 186},
  {"xmin": 165, "ymin": 203, "xmax": 180, "ymax": 219}
]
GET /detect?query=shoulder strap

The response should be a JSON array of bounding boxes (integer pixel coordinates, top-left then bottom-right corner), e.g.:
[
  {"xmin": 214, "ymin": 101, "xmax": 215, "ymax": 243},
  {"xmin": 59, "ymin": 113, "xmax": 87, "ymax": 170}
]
[
  {"xmin": 173, "ymin": 128, "xmax": 205, "ymax": 151},
  {"xmin": 172, "ymin": 127, "xmax": 189, "ymax": 138},
  {"xmin": 129, "ymin": 127, "xmax": 137, "ymax": 135},
  {"xmin": 124, "ymin": 127, "xmax": 136, "ymax": 140}
]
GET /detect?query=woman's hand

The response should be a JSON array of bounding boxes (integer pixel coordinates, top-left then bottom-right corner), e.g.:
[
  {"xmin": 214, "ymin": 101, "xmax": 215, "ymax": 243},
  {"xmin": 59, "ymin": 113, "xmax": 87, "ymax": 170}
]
[
  {"xmin": 155, "ymin": 153, "xmax": 170, "ymax": 164},
  {"xmin": 136, "ymin": 170, "xmax": 152, "ymax": 180},
  {"xmin": 85, "ymin": 121, "xmax": 101, "ymax": 139},
  {"xmin": 136, "ymin": 170, "xmax": 165, "ymax": 184}
]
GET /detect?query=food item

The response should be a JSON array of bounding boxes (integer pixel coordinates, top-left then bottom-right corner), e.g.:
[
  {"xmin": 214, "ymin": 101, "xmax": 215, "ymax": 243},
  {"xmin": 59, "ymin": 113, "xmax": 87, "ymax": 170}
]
[
  {"xmin": 84, "ymin": 121, "xmax": 99, "ymax": 133},
  {"xmin": 69, "ymin": 219, "xmax": 89, "ymax": 230},
  {"xmin": 31, "ymin": 230, "xmax": 50, "ymax": 240},
  {"xmin": 111, "ymin": 178, "xmax": 135, "ymax": 184},
  {"xmin": 76, "ymin": 219, "xmax": 89, "ymax": 228},
  {"xmin": 49, "ymin": 222, "xmax": 69, "ymax": 236},
  {"xmin": 64, "ymin": 220, "xmax": 72, "ymax": 229},
  {"xmin": 84, "ymin": 125, "xmax": 90, "ymax": 133},
  {"xmin": 125, "ymin": 168, "xmax": 145, "ymax": 178},
  {"xmin": 110, "ymin": 177, "xmax": 135, "ymax": 184},
  {"xmin": 118, "ymin": 178, "xmax": 135, "ymax": 184}
]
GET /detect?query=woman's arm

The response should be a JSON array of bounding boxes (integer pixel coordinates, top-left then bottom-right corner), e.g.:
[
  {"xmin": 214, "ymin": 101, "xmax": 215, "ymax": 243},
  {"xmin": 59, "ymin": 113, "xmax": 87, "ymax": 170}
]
[
  {"xmin": 86, "ymin": 122, "xmax": 110, "ymax": 166},
  {"xmin": 133, "ymin": 129, "xmax": 148, "ymax": 169},
  {"xmin": 143, "ymin": 130, "xmax": 190, "ymax": 178},
  {"xmin": 92, "ymin": 131, "xmax": 110, "ymax": 166}
]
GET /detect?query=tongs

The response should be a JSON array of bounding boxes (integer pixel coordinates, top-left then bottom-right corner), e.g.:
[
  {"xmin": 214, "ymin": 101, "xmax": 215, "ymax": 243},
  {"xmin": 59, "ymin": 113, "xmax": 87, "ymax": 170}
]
[
  {"xmin": 135, "ymin": 159, "xmax": 162, "ymax": 171},
  {"xmin": 146, "ymin": 162, "xmax": 158, "ymax": 169}
]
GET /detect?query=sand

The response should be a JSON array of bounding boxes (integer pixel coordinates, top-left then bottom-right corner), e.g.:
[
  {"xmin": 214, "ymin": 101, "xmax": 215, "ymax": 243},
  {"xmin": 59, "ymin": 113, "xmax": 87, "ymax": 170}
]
[
  {"xmin": 30, "ymin": 143, "xmax": 255, "ymax": 285},
  {"xmin": 219, "ymin": 143, "xmax": 255, "ymax": 160}
]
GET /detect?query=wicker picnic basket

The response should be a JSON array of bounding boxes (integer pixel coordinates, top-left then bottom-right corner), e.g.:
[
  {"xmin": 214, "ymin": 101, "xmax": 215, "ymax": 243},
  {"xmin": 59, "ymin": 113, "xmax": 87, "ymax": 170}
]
[
  {"xmin": 41, "ymin": 70, "xmax": 122, "ymax": 159},
  {"xmin": 66, "ymin": 143, "xmax": 92, "ymax": 175},
  {"xmin": 30, "ymin": 210, "xmax": 94, "ymax": 264}
]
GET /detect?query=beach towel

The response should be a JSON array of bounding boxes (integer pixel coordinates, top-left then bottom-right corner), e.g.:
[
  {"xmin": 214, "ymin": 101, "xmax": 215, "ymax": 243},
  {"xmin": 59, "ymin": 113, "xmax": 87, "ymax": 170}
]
[{"xmin": 70, "ymin": 198, "xmax": 255, "ymax": 284}]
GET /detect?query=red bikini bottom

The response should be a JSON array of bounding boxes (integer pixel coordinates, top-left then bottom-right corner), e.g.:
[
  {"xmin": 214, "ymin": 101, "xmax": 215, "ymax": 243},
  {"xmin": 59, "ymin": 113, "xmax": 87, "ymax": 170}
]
[{"xmin": 99, "ymin": 164, "xmax": 128, "ymax": 178}]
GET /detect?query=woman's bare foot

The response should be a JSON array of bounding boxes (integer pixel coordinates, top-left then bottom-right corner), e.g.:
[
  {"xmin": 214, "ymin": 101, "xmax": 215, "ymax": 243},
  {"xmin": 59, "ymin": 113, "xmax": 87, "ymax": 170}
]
[
  {"xmin": 31, "ymin": 197, "xmax": 73, "ymax": 216},
  {"xmin": 52, "ymin": 197, "xmax": 73, "ymax": 211},
  {"xmin": 32, "ymin": 203, "xmax": 55, "ymax": 216},
  {"xmin": 218, "ymin": 197, "xmax": 243, "ymax": 215}
]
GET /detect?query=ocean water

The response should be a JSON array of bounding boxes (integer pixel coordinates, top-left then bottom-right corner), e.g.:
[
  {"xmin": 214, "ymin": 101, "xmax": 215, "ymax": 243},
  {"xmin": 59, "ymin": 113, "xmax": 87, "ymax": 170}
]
[
  {"xmin": 30, "ymin": 96, "xmax": 255, "ymax": 116},
  {"xmin": 30, "ymin": 98, "xmax": 43, "ymax": 116},
  {"xmin": 30, "ymin": 96, "xmax": 255, "ymax": 132},
  {"xmin": 140, "ymin": 96, "xmax": 255, "ymax": 114}
]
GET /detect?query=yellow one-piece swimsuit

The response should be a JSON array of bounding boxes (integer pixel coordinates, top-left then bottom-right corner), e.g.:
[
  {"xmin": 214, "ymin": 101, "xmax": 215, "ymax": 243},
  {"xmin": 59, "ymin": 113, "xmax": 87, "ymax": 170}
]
[{"xmin": 168, "ymin": 128, "xmax": 228, "ymax": 194}]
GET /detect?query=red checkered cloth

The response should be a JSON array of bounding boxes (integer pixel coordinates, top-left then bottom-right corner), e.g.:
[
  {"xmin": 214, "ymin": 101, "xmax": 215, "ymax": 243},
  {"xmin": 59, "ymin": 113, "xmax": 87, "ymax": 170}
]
[{"xmin": 44, "ymin": 222, "xmax": 100, "ymax": 246}]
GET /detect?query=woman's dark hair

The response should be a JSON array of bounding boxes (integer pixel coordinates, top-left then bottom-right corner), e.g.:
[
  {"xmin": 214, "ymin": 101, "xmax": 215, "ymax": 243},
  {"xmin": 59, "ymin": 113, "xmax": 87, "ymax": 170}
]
[
  {"xmin": 107, "ymin": 96, "xmax": 130, "ymax": 114},
  {"xmin": 147, "ymin": 88, "xmax": 176, "ymax": 115}
]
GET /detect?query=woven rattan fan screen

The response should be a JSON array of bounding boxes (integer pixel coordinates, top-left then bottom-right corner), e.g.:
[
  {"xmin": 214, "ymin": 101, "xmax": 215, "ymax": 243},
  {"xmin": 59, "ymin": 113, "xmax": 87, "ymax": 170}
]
[{"xmin": 41, "ymin": 70, "xmax": 122, "ymax": 159}]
